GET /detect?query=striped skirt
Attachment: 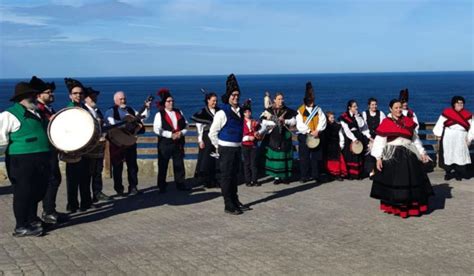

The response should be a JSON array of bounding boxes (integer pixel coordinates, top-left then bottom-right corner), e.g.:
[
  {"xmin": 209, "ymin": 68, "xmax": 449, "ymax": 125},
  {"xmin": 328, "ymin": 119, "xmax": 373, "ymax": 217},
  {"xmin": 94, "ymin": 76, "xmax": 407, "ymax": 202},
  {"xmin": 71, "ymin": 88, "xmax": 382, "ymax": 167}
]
[{"xmin": 265, "ymin": 147, "xmax": 293, "ymax": 178}]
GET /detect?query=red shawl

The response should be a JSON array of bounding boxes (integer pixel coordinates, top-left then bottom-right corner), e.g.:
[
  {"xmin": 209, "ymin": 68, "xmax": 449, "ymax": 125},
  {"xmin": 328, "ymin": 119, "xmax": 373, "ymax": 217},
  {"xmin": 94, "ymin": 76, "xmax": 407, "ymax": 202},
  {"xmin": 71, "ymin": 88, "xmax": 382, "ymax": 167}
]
[
  {"xmin": 375, "ymin": 116, "xmax": 417, "ymax": 140},
  {"xmin": 442, "ymin": 107, "xmax": 472, "ymax": 131}
]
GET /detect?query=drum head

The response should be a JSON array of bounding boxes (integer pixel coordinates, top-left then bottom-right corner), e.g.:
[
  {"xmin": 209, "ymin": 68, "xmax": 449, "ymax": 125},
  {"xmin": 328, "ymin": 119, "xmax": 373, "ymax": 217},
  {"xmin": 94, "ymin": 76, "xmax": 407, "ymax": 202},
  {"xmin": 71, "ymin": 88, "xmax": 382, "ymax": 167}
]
[
  {"xmin": 49, "ymin": 107, "xmax": 96, "ymax": 152},
  {"xmin": 350, "ymin": 141, "xmax": 364, "ymax": 154},
  {"xmin": 306, "ymin": 135, "xmax": 320, "ymax": 149}
]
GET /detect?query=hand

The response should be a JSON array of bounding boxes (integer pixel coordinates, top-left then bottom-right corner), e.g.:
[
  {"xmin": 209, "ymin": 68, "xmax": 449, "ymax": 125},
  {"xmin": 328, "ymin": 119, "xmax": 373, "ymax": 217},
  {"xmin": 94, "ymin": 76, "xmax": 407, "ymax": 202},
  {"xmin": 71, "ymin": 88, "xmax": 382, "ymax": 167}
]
[
  {"xmin": 376, "ymin": 159, "xmax": 383, "ymax": 171},
  {"xmin": 311, "ymin": 130, "xmax": 319, "ymax": 137},
  {"xmin": 421, "ymin": 154, "xmax": 430, "ymax": 163},
  {"xmin": 199, "ymin": 141, "xmax": 205, "ymax": 149},
  {"xmin": 249, "ymin": 136, "xmax": 255, "ymax": 141},
  {"xmin": 354, "ymin": 140, "xmax": 360, "ymax": 144}
]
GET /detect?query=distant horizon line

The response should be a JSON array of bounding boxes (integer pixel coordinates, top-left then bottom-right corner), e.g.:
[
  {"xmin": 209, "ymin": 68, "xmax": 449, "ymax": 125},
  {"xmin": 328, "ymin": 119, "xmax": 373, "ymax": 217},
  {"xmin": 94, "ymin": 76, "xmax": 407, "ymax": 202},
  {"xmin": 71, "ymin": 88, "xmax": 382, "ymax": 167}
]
[{"xmin": 1, "ymin": 69, "xmax": 473, "ymax": 80}]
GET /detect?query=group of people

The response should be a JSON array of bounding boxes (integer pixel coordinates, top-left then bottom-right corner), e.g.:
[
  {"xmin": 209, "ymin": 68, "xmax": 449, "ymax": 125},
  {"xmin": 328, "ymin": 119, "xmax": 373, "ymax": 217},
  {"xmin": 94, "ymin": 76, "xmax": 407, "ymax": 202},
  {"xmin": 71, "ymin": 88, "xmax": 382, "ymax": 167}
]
[{"xmin": 0, "ymin": 74, "xmax": 472, "ymax": 237}]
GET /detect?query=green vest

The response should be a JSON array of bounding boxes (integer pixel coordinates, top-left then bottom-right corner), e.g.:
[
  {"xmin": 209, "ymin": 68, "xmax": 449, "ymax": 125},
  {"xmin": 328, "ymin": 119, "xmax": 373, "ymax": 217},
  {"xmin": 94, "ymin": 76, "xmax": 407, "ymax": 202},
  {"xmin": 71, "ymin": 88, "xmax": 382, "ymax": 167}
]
[{"xmin": 6, "ymin": 103, "xmax": 51, "ymax": 155}]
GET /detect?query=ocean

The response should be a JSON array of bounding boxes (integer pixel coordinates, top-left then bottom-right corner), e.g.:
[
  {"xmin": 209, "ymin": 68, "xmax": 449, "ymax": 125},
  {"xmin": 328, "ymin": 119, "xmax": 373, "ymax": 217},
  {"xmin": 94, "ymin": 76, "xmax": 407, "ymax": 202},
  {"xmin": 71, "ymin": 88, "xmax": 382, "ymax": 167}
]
[{"xmin": 1, "ymin": 71, "xmax": 473, "ymax": 123}]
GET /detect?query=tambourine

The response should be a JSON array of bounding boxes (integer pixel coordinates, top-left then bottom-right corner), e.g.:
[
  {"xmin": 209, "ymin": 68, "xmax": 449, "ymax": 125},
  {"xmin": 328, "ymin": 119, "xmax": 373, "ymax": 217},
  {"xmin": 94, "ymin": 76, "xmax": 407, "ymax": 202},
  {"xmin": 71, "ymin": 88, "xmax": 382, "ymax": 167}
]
[
  {"xmin": 350, "ymin": 140, "xmax": 364, "ymax": 155},
  {"xmin": 306, "ymin": 135, "xmax": 320, "ymax": 149}
]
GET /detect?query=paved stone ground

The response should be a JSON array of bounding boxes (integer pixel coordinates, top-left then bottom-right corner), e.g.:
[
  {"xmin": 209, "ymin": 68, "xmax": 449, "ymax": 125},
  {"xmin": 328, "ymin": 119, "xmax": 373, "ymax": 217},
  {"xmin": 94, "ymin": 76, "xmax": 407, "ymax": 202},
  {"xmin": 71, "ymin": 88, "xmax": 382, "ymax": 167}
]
[{"xmin": 0, "ymin": 172, "xmax": 472, "ymax": 275}]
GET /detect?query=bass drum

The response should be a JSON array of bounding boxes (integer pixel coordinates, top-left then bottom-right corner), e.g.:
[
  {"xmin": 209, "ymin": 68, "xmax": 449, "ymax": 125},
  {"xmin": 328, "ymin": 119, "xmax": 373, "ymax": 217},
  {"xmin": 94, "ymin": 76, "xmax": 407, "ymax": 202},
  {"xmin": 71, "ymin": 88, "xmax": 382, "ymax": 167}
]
[
  {"xmin": 48, "ymin": 107, "xmax": 100, "ymax": 162},
  {"xmin": 306, "ymin": 135, "xmax": 320, "ymax": 149},
  {"xmin": 350, "ymin": 140, "xmax": 364, "ymax": 155}
]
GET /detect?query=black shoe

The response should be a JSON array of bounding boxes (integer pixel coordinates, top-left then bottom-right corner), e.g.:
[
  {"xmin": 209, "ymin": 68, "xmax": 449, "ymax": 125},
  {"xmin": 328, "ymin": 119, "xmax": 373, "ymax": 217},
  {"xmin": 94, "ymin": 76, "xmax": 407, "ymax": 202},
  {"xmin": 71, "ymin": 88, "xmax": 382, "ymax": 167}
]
[
  {"xmin": 42, "ymin": 212, "xmax": 58, "ymax": 224},
  {"xmin": 177, "ymin": 184, "xmax": 191, "ymax": 191},
  {"xmin": 236, "ymin": 202, "xmax": 252, "ymax": 211},
  {"xmin": 29, "ymin": 218, "xmax": 43, "ymax": 228},
  {"xmin": 66, "ymin": 204, "xmax": 78, "ymax": 214},
  {"xmin": 253, "ymin": 181, "xmax": 261, "ymax": 186},
  {"xmin": 13, "ymin": 225, "xmax": 43, "ymax": 237},
  {"xmin": 225, "ymin": 207, "xmax": 243, "ymax": 215},
  {"xmin": 116, "ymin": 191, "xmax": 126, "ymax": 197},
  {"xmin": 246, "ymin": 182, "xmax": 252, "ymax": 187},
  {"xmin": 93, "ymin": 192, "xmax": 112, "ymax": 202},
  {"xmin": 128, "ymin": 188, "xmax": 141, "ymax": 196},
  {"xmin": 300, "ymin": 177, "xmax": 312, "ymax": 183},
  {"xmin": 274, "ymin": 179, "xmax": 282, "ymax": 185},
  {"xmin": 282, "ymin": 178, "xmax": 290, "ymax": 185},
  {"xmin": 336, "ymin": 176, "xmax": 344, "ymax": 182}
]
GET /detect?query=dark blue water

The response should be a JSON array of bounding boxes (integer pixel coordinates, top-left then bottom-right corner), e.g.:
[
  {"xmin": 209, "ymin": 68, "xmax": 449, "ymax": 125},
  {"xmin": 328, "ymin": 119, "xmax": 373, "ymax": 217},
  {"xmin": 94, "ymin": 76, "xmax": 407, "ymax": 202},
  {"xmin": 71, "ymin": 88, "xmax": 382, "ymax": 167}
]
[{"xmin": 1, "ymin": 72, "xmax": 473, "ymax": 122}]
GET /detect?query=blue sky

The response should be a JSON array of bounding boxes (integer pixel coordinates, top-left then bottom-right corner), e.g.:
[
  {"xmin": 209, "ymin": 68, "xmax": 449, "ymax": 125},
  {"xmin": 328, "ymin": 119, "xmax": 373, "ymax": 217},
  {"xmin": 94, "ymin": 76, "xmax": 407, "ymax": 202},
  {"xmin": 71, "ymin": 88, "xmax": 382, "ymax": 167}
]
[{"xmin": 0, "ymin": 0, "xmax": 472, "ymax": 78}]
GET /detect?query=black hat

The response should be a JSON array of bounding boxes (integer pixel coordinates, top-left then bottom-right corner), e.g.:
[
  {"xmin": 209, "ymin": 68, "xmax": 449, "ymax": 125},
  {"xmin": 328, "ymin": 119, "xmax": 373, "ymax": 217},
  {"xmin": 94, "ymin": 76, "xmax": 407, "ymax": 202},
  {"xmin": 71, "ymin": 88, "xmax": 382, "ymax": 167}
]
[
  {"xmin": 242, "ymin": 98, "xmax": 252, "ymax": 112},
  {"xmin": 10, "ymin": 82, "xmax": 40, "ymax": 102},
  {"xmin": 304, "ymin": 81, "xmax": 315, "ymax": 106},
  {"xmin": 157, "ymin": 88, "xmax": 172, "ymax": 108},
  {"xmin": 29, "ymin": 76, "xmax": 56, "ymax": 92},
  {"xmin": 64, "ymin": 77, "xmax": 84, "ymax": 93},
  {"xmin": 222, "ymin": 73, "xmax": 240, "ymax": 104},
  {"xmin": 399, "ymin": 88, "xmax": 409, "ymax": 103},
  {"xmin": 85, "ymin": 87, "xmax": 100, "ymax": 96}
]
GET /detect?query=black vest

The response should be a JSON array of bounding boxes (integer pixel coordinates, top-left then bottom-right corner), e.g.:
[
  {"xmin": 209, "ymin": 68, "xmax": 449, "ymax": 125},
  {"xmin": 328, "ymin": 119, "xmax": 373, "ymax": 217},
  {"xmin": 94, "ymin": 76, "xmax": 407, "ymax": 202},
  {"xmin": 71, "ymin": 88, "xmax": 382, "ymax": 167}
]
[
  {"xmin": 159, "ymin": 108, "xmax": 187, "ymax": 145},
  {"xmin": 365, "ymin": 110, "xmax": 380, "ymax": 138},
  {"xmin": 112, "ymin": 106, "xmax": 135, "ymax": 121}
]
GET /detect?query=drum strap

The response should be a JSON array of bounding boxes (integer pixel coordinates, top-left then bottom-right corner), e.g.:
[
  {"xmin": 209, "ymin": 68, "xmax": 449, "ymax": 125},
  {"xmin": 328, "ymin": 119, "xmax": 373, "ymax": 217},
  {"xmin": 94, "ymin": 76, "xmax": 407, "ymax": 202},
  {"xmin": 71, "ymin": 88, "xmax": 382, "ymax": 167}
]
[{"xmin": 304, "ymin": 106, "xmax": 320, "ymax": 126}]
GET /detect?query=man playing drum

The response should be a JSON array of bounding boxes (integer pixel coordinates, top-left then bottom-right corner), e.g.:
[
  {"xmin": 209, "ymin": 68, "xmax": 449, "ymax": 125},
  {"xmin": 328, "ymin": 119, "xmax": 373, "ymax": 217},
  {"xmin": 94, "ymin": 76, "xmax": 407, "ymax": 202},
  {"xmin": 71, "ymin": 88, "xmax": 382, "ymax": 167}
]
[
  {"xmin": 83, "ymin": 87, "xmax": 111, "ymax": 203},
  {"xmin": 296, "ymin": 82, "xmax": 327, "ymax": 184},
  {"xmin": 0, "ymin": 82, "xmax": 51, "ymax": 237},
  {"xmin": 64, "ymin": 78, "xmax": 93, "ymax": 212},
  {"xmin": 104, "ymin": 91, "xmax": 150, "ymax": 196}
]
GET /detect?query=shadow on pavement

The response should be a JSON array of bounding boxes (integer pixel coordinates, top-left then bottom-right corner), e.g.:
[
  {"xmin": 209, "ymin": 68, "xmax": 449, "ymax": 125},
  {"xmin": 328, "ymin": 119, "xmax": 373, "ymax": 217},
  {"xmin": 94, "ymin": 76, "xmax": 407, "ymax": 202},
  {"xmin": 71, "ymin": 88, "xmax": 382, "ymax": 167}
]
[
  {"xmin": 49, "ymin": 183, "xmax": 220, "ymax": 232},
  {"xmin": 245, "ymin": 181, "xmax": 322, "ymax": 207},
  {"xmin": 428, "ymin": 183, "xmax": 453, "ymax": 214}
]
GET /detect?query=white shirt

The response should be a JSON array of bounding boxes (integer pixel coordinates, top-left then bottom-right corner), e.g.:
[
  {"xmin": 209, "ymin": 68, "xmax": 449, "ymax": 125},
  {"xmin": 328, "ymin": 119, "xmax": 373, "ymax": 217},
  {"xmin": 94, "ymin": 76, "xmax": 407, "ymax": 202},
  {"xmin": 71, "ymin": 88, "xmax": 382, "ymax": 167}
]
[
  {"xmin": 85, "ymin": 103, "xmax": 100, "ymax": 120},
  {"xmin": 340, "ymin": 112, "xmax": 371, "ymax": 141},
  {"xmin": 209, "ymin": 106, "xmax": 242, "ymax": 148},
  {"xmin": 153, "ymin": 109, "xmax": 188, "ymax": 139},
  {"xmin": 105, "ymin": 106, "xmax": 149, "ymax": 125},
  {"xmin": 195, "ymin": 108, "xmax": 216, "ymax": 143},
  {"xmin": 296, "ymin": 106, "xmax": 327, "ymax": 134},
  {"xmin": 0, "ymin": 108, "xmax": 42, "ymax": 155},
  {"xmin": 362, "ymin": 110, "xmax": 386, "ymax": 124},
  {"xmin": 371, "ymin": 134, "xmax": 425, "ymax": 160}
]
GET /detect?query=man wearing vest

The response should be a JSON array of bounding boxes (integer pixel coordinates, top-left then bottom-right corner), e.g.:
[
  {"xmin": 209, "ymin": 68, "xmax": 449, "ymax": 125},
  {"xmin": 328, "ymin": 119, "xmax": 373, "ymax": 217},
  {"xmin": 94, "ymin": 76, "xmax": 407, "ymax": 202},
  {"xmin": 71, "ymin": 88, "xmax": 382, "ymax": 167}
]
[
  {"xmin": 30, "ymin": 76, "xmax": 64, "ymax": 224},
  {"xmin": 83, "ymin": 87, "xmax": 111, "ymax": 203},
  {"xmin": 64, "ymin": 77, "xmax": 93, "ymax": 213},
  {"xmin": 153, "ymin": 88, "xmax": 190, "ymax": 193},
  {"xmin": 296, "ymin": 82, "xmax": 327, "ymax": 184},
  {"xmin": 104, "ymin": 91, "xmax": 150, "ymax": 196},
  {"xmin": 209, "ymin": 74, "xmax": 251, "ymax": 215},
  {"xmin": 0, "ymin": 82, "xmax": 51, "ymax": 237}
]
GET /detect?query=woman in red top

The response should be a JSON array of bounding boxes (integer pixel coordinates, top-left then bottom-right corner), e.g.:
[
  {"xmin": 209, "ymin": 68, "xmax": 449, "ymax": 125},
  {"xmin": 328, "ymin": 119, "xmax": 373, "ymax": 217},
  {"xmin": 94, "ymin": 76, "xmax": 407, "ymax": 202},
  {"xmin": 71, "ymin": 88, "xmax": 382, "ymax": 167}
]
[{"xmin": 370, "ymin": 99, "xmax": 433, "ymax": 218}]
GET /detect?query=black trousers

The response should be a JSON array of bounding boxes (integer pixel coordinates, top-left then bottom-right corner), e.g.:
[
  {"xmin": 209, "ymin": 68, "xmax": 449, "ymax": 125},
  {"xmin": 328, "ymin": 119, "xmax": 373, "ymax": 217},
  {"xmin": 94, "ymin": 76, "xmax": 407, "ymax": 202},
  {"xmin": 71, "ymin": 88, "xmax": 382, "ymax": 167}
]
[
  {"xmin": 6, "ymin": 152, "xmax": 50, "ymax": 228},
  {"xmin": 298, "ymin": 134, "xmax": 322, "ymax": 180},
  {"xmin": 219, "ymin": 146, "xmax": 241, "ymax": 209},
  {"xmin": 89, "ymin": 157, "xmax": 104, "ymax": 196},
  {"xmin": 66, "ymin": 157, "xmax": 92, "ymax": 210},
  {"xmin": 242, "ymin": 146, "xmax": 258, "ymax": 183},
  {"xmin": 112, "ymin": 145, "xmax": 138, "ymax": 193},
  {"xmin": 42, "ymin": 151, "xmax": 61, "ymax": 214},
  {"xmin": 157, "ymin": 141, "xmax": 186, "ymax": 190}
]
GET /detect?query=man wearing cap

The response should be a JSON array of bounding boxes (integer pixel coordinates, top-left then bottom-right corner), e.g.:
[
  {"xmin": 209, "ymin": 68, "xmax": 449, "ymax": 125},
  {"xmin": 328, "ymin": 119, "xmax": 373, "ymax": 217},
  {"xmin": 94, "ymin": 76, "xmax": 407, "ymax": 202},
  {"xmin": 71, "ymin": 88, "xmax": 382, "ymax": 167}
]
[
  {"xmin": 0, "ymin": 82, "xmax": 51, "ymax": 237},
  {"xmin": 83, "ymin": 87, "xmax": 111, "ymax": 203},
  {"xmin": 153, "ymin": 88, "xmax": 190, "ymax": 193},
  {"xmin": 209, "ymin": 74, "xmax": 250, "ymax": 215},
  {"xmin": 30, "ymin": 76, "xmax": 64, "ymax": 224}
]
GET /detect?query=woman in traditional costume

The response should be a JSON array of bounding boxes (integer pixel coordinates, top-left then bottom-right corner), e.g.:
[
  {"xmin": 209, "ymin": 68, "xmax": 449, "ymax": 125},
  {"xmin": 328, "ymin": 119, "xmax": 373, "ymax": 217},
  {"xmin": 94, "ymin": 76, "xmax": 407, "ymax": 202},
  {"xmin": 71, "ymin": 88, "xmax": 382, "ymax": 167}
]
[
  {"xmin": 433, "ymin": 96, "xmax": 473, "ymax": 180},
  {"xmin": 362, "ymin": 97, "xmax": 386, "ymax": 178},
  {"xmin": 261, "ymin": 92, "xmax": 297, "ymax": 184},
  {"xmin": 370, "ymin": 99, "xmax": 433, "ymax": 218},
  {"xmin": 339, "ymin": 100, "xmax": 371, "ymax": 179},
  {"xmin": 191, "ymin": 92, "xmax": 220, "ymax": 188},
  {"xmin": 324, "ymin": 111, "xmax": 347, "ymax": 181}
]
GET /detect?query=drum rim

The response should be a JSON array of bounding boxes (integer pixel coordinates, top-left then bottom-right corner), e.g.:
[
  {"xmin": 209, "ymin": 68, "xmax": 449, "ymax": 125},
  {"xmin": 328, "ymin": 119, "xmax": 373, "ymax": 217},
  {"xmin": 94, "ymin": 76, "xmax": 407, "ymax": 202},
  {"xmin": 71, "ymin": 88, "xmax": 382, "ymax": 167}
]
[
  {"xmin": 350, "ymin": 141, "xmax": 364, "ymax": 154},
  {"xmin": 306, "ymin": 135, "xmax": 320, "ymax": 148},
  {"xmin": 48, "ymin": 107, "xmax": 99, "ymax": 152}
]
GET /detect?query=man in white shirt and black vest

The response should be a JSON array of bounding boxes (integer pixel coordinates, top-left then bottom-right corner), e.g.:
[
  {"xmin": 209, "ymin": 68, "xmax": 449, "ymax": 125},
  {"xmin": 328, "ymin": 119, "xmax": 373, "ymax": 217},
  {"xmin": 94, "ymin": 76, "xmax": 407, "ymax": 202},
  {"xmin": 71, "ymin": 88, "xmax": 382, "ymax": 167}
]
[
  {"xmin": 0, "ymin": 82, "xmax": 51, "ymax": 237},
  {"xmin": 209, "ymin": 74, "xmax": 251, "ymax": 215},
  {"xmin": 153, "ymin": 88, "xmax": 190, "ymax": 193},
  {"xmin": 104, "ymin": 91, "xmax": 150, "ymax": 196},
  {"xmin": 83, "ymin": 87, "xmax": 111, "ymax": 203}
]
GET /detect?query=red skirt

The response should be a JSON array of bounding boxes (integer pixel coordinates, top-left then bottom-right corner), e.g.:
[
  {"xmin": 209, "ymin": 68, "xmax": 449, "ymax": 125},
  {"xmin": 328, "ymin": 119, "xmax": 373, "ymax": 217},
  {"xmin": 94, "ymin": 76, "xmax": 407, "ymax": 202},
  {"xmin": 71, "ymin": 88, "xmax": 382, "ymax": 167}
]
[
  {"xmin": 326, "ymin": 153, "xmax": 348, "ymax": 177},
  {"xmin": 379, "ymin": 201, "xmax": 428, "ymax": 218}
]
